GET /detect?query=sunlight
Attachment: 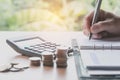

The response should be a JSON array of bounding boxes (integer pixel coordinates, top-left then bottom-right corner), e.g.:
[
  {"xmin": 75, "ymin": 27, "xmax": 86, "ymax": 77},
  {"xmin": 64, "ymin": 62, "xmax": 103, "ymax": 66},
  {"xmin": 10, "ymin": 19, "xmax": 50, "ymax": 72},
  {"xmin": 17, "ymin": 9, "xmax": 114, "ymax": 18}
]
[{"xmin": 0, "ymin": 0, "xmax": 119, "ymax": 31}]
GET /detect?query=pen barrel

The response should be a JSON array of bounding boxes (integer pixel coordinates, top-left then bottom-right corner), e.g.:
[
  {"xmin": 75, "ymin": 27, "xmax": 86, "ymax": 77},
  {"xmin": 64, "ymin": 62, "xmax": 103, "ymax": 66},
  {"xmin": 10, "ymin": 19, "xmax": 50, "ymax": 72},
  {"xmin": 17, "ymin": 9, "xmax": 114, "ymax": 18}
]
[
  {"xmin": 89, "ymin": 0, "xmax": 102, "ymax": 40},
  {"xmin": 92, "ymin": 0, "xmax": 102, "ymax": 25}
]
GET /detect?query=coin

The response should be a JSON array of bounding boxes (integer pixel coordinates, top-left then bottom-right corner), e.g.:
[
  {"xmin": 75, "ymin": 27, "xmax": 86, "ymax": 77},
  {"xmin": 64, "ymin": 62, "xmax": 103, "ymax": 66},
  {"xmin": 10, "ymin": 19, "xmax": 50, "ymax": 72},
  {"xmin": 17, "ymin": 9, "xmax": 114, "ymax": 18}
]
[
  {"xmin": 42, "ymin": 52, "xmax": 54, "ymax": 60},
  {"xmin": 43, "ymin": 60, "xmax": 54, "ymax": 66},
  {"xmin": 29, "ymin": 57, "xmax": 41, "ymax": 66},
  {"xmin": 0, "ymin": 63, "xmax": 11, "ymax": 72},
  {"xmin": 56, "ymin": 46, "xmax": 68, "ymax": 58}
]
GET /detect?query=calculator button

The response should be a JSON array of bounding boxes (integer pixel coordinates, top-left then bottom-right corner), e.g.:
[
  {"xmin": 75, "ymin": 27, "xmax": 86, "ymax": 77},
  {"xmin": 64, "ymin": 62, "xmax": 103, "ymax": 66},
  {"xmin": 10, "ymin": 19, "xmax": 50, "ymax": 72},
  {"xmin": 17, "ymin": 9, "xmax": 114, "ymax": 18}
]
[
  {"xmin": 46, "ymin": 42, "xmax": 51, "ymax": 44},
  {"xmin": 56, "ymin": 44, "xmax": 60, "ymax": 46},
  {"xmin": 33, "ymin": 44, "xmax": 41, "ymax": 46},
  {"xmin": 38, "ymin": 47, "xmax": 45, "ymax": 50},
  {"xmin": 30, "ymin": 45, "xmax": 40, "ymax": 48},
  {"xmin": 33, "ymin": 47, "xmax": 44, "ymax": 51},
  {"xmin": 46, "ymin": 50, "xmax": 55, "ymax": 53},
  {"xmin": 39, "ymin": 45, "xmax": 45, "ymax": 47},
  {"xmin": 50, "ymin": 44, "xmax": 56, "ymax": 47},
  {"xmin": 50, "ymin": 49, "xmax": 56, "ymax": 52},
  {"xmin": 29, "ymin": 46, "xmax": 34, "ymax": 48},
  {"xmin": 37, "ymin": 49, "xmax": 44, "ymax": 53},
  {"xmin": 32, "ymin": 46, "xmax": 40, "ymax": 48},
  {"xmin": 44, "ymin": 48, "xmax": 52, "ymax": 51},
  {"xmin": 46, "ymin": 44, "xmax": 51, "ymax": 46},
  {"xmin": 52, "ymin": 43, "xmax": 59, "ymax": 46},
  {"xmin": 45, "ymin": 46, "xmax": 50, "ymax": 48},
  {"xmin": 24, "ymin": 47, "xmax": 29, "ymax": 49},
  {"xmin": 24, "ymin": 47, "xmax": 33, "ymax": 50},
  {"xmin": 50, "ymin": 46, "xmax": 56, "ymax": 49},
  {"xmin": 31, "ymin": 48, "xmax": 39, "ymax": 51},
  {"xmin": 31, "ymin": 49, "xmax": 39, "ymax": 52},
  {"xmin": 41, "ymin": 42, "xmax": 46, "ymax": 45}
]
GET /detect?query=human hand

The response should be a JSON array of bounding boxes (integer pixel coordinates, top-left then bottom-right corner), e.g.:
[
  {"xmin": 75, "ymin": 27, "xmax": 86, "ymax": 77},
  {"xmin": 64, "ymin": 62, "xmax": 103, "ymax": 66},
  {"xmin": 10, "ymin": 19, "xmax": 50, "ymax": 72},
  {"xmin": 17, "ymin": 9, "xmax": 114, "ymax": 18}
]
[{"xmin": 83, "ymin": 9, "xmax": 120, "ymax": 39}]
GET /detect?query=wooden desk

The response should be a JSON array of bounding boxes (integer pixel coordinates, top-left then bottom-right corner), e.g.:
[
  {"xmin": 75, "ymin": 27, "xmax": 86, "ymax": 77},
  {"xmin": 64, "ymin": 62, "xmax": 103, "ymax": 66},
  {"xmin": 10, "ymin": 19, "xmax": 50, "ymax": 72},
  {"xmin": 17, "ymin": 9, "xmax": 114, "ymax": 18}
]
[{"xmin": 0, "ymin": 31, "xmax": 80, "ymax": 80}]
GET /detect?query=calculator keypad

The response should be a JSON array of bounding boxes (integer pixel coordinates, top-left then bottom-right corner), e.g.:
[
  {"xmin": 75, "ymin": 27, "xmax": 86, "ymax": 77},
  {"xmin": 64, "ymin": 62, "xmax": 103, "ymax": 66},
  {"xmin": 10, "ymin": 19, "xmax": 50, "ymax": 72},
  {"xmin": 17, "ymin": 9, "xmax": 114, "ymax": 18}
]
[{"xmin": 24, "ymin": 42, "xmax": 60, "ymax": 53}]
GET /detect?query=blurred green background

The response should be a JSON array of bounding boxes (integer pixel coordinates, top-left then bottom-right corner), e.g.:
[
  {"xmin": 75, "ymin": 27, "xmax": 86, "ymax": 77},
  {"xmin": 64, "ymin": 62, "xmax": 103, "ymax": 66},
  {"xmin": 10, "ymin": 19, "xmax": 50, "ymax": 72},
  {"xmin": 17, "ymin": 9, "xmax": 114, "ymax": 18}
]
[{"xmin": 0, "ymin": 0, "xmax": 120, "ymax": 31}]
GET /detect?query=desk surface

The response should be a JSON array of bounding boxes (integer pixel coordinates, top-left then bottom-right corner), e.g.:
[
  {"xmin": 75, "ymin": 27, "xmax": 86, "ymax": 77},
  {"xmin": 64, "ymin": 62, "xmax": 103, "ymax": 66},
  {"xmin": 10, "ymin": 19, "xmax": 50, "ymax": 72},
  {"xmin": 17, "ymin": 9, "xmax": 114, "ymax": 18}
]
[{"xmin": 0, "ymin": 31, "xmax": 81, "ymax": 80}]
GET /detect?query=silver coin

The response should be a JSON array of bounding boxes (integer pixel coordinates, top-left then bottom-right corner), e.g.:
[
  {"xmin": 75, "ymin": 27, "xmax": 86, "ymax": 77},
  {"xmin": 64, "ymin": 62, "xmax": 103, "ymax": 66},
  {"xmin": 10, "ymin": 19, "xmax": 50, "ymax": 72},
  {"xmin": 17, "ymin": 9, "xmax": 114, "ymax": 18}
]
[{"xmin": 0, "ymin": 63, "xmax": 11, "ymax": 72}]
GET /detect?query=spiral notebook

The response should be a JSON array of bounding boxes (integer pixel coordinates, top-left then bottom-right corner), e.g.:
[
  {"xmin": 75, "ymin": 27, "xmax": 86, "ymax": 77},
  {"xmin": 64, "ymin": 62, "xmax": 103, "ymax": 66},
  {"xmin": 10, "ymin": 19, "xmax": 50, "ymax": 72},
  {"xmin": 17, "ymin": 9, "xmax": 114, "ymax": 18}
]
[
  {"xmin": 79, "ymin": 33, "xmax": 120, "ymax": 50},
  {"xmin": 78, "ymin": 33, "xmax": 120, "ymax": 75}
]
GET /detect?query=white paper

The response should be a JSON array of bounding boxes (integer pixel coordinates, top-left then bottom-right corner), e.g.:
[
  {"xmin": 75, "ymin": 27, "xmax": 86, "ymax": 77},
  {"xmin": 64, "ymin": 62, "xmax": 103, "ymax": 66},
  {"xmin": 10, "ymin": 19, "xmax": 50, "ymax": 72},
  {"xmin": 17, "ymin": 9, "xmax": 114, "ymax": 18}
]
[
  {"xmin": 81, "ymin": 50, "xmax": 120, "ymax": 66},
  {"xmin": 77, "ymin": 33, "xmax": 120, "ymax": 76},
  {"xmin": 80, "ymin": 50, "xmax": 120, "ymax": 75},
  {"xmin": 88, "ymin": 70, "xmax": 120, "ymax": 76},
  {"xmin": 79, "ymin": 33, "xmax": 120, "ymax": 50}
]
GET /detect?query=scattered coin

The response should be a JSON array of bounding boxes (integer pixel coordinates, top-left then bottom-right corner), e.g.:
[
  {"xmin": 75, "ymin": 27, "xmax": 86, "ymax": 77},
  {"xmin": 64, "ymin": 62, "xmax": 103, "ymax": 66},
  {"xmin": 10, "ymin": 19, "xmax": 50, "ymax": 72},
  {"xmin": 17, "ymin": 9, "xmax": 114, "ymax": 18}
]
[{"xmin": 0, "ymin": 63, "xmax": 11, "ymax": 72}]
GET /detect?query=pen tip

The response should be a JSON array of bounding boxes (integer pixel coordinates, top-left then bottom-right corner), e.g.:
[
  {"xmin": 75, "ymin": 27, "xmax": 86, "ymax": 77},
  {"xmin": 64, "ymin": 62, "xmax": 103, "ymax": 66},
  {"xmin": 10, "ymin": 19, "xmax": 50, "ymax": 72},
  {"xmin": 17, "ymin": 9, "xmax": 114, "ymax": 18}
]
[
  {"xmin": 89, "ymin": 33, "xmax": 92, "ymax": 40},
  {"xmin": 89, "ymin": 37, "xmax": 91, "ymax": 40}
]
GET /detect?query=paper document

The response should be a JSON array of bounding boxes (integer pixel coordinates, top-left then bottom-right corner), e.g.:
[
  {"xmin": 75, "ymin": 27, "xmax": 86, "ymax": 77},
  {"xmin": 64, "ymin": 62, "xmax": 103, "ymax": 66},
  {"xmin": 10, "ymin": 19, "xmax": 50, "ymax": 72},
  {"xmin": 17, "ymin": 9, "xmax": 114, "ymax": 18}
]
[
  {"xmin": 88, "ymin": 70, "xmax": 120, "ymax": 76},
  {"xmin": 80, "ymin": 50, "xmax": 120, "ymax": 75},
  {"xmin": 81, "ymin": 50, "xmax": 120, "ymax": 68},
  {"xmin": 78, "ymin": 34, "xmax": 120, "ymax": 75}
]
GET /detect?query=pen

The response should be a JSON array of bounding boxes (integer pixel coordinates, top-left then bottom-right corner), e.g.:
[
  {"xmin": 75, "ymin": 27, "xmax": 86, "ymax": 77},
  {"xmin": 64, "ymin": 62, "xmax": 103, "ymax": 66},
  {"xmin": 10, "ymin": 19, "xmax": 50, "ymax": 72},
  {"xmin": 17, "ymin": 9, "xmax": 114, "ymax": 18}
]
[{"xmin": 89, "ymin": 0, "xmax": 102, "ymax": 40}]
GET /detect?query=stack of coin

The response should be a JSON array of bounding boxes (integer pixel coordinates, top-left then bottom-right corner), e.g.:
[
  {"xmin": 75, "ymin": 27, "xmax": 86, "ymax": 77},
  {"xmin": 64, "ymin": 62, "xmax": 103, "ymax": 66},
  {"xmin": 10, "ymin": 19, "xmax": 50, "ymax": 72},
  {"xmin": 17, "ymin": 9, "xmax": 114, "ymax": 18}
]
[
  {"xmin": 56, "ymin": 47, "xmax": 68, "ymax": 58},
  {"xmin": 56, "ymin": 47, "xmax": 68, "ymax": 68},
  {"xmin": 42, "ymin": 52, "xmax": 54, "ymax": 66},
  {"xmin": 56, "ymin": 58, "xmax": 67, "ymax": 68},
  {"xmin": 29, "ymin": 57, "xmax": 41, "ymax": 66}
]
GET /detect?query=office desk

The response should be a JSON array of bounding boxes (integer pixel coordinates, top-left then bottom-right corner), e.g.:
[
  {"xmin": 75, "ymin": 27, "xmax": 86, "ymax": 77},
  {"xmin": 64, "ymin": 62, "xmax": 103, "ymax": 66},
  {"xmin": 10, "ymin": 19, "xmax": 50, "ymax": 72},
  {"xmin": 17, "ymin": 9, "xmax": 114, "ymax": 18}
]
[{"xmin": 0, "ymin": 31, "xmax": 80, "ymax": 80}]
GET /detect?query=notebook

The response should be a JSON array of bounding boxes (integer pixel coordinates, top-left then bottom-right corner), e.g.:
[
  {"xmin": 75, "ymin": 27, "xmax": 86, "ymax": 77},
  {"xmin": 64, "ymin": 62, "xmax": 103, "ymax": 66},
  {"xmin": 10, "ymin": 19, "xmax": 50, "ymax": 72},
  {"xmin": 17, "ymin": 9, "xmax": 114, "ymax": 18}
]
[
  {"xmin": 81, "ymin": 50, "xmax": 120, "ymax": 68},
  {"xmin": 78, "ymin": 33, "xmax": 120, "ymax": 75},
  {"xmin": 78, "ymin": 33, "xmax": 120, "ymax": 50}
]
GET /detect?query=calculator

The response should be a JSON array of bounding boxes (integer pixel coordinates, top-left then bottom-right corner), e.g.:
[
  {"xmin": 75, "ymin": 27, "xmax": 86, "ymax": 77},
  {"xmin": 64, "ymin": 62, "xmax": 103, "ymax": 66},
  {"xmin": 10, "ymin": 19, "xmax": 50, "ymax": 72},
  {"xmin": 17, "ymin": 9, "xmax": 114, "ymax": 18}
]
[{"xmin": 6, "ymin": 35, "xmax": 60, "ymax": 57}]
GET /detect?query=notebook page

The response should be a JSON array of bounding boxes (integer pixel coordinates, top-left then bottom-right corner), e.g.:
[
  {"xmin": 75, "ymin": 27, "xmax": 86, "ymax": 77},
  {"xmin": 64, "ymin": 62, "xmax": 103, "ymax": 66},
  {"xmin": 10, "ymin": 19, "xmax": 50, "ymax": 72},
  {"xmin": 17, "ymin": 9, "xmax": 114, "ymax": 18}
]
[
  {"xmin": 88, "ymin": 70, "xmax": 120, "ymax": 76},
  {"xmin": 81, "ymin": 50, "xmax": 120, "ymax": 69},
  {"xmin": 79, "ymin": 33, "xmax": 120, "ymax": 50}
]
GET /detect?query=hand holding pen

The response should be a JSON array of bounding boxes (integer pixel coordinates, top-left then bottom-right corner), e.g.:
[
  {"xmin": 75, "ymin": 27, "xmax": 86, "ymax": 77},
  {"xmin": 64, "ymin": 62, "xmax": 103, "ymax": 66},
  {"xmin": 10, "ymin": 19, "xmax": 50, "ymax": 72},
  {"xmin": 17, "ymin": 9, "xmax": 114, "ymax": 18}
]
[
  {"xmin": 89, "ymin": 0, "xmax": 102, "ymax": 40},
  {"xmin": 83, "ymin": 1, "xmax": 120, "ymax": 39}
]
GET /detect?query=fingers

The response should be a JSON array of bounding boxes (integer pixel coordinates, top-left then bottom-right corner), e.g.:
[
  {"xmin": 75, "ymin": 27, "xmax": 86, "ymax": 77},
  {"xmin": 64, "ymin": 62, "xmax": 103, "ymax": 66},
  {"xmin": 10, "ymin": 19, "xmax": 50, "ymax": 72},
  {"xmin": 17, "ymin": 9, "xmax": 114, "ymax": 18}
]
[
  {"xmin": 83, "ymin": 10, "xmax": 106, "ymax": 37},
  {"xmin": 83, "ymin": 11, "xmax": 94, "ymax": 36},
  {"xmin": 91, "ymin": 19, "xmax": 112, "ymax": 34},
  {"xmin": 82, "ymin": 9, "xmax": 116, "ymax": 39},
  {"xmin": 91, "ymin": 31, "xmax": 109, "ymax": 39},
  {"xmin": 90, "ymin": 19, "xmax": 114, "ymax": 39},
  {"xmin": 92, "ymin": 33, "xmax": 102, "ymax": 39},
  {"xmin": 83, "ymin": 19, "xmax": 112, "ymax": 39}
]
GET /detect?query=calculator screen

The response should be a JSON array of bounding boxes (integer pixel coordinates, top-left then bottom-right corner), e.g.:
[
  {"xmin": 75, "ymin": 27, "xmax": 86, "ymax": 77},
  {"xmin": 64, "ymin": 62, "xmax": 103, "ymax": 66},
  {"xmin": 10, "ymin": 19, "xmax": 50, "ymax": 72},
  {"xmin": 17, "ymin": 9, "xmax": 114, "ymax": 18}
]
[{"xmin": 15, "ymin": 38, "xmax": 43, "ymax": 47}]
